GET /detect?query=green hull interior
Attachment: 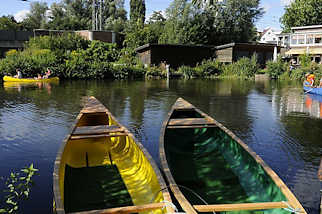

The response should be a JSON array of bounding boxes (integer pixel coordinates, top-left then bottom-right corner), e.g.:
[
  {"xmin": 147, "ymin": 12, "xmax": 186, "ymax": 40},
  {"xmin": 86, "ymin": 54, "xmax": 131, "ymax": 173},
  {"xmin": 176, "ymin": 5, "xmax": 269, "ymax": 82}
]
[
  {"xmin": 64, "ymin": 164, "xmax": 133, "ymax": 213},
  {"xmin": 165, "ymin": 127, "xmax": 288, "ymax": 214}
]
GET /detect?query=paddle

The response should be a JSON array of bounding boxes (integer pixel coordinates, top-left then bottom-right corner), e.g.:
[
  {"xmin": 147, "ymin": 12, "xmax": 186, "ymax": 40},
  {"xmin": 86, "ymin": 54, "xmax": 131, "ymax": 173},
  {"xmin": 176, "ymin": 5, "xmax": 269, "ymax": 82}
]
[{"xmin": 304, "ymin": 88, "xmax": 313, "ymax": 94}]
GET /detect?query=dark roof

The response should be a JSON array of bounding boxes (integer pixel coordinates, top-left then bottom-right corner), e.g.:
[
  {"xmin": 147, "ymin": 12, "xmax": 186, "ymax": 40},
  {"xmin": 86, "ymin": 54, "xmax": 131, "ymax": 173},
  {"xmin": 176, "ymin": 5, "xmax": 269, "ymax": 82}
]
[{"xmin": 215, "ymin": 42, "xmax": 279, "ymax": 50}]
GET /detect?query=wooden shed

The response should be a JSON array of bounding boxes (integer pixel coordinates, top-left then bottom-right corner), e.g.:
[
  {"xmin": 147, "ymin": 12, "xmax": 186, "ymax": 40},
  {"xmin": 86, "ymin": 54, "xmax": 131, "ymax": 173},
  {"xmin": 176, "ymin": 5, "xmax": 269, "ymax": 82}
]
[
  {"xmin": 215, "ymin": 43, "xmax": 280, "ymax": 66},
  {"xmin": 135, "ymin": 44, "xmax": 214, "ymax": 69}
]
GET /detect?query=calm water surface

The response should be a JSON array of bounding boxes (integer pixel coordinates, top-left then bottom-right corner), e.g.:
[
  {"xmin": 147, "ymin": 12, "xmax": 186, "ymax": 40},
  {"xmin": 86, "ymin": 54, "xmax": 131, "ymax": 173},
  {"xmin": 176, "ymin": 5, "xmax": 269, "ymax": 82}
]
[{"xmin": 0, "ymin": 79, "xmax": 321, "ymax": 213}]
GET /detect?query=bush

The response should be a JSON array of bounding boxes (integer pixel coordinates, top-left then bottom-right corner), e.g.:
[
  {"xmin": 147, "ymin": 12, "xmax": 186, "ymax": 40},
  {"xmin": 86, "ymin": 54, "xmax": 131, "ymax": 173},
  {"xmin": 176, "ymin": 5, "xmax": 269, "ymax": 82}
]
[
  {"xmin": 266, "ymin": 57, "xmax": 287, "ymax": 79},
  {"xmin": 112, "ymin": 64, "xmax": 145, "ymax": 79},
  {"xmin": 25, "ymin": 33, "xmax": 90, "ymax": 60},
  {"xmin": 222, "ymin": 55, "xmax": 259, "ymax": 78},
  {"xmin": 145, "ymin": 66, "xmax": 166, "ymax": 78},
  {"xmin": 195, "ymin": 59, "xmax": 222, "ymax": 78},
  {"xmin": 177, "ymin": 66, "xmax": 196, "ymax": 79},
  {"xmin": 0, "ymin": 49, "xmax": 58, "ymax": 78}
]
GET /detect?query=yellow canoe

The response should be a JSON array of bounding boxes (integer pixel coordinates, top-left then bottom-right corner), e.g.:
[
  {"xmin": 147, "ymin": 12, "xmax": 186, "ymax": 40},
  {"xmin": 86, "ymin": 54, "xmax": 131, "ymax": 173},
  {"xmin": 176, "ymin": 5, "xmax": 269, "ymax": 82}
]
[
  {"xmin": 3, "ymin": 75, "xmax": 59, "ymax": 82},
  {"xmin": 53, "ymin": 96, "xmax": 173, "ymax": 214}
]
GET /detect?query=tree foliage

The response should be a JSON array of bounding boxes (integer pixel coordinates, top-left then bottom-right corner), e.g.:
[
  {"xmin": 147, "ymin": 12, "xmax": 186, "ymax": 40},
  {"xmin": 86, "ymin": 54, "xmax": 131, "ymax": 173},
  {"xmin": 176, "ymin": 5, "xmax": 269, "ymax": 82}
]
[
  {"xmin": 281, "ymin": 0, "xmax": 322, "ymax": 32},
  {"xmin": 19, "ymin": 0, "xmax": 127, "ymax": 31},
  {"xmin": 159, "ymin": 0, "xmax": 262, "ymax": 45},
  {"xmin": 22, "ymin": 2, "xmax": 48, "ymax": 30},
  {"xmin": 0, "ymin": 16, "xmax": 21, "ymax": 30},
  {"xmin": 130, "ymin": 0, "xmax": 146, "ymax": 25}
]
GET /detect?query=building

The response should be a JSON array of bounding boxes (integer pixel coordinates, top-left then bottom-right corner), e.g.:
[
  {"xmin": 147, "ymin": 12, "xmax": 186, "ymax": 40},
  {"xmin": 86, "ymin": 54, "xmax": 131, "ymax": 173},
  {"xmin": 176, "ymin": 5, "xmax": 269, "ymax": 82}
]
[
  {"xmin": 259, "ymin": 28, "xmax": 281, "ymax": 44},
  {"xmin": 278, "ymin": 25, "xmax": 322, "ymax": 64},
  {"xmin": 215, "ymin": 43, "xmax": 279, "ymax": 66},
  {"xmin": 0, "ymin": 30, "xmax": 33, "ymax": 57},
  {"xmin": 135, "ymin": 44, "xmax": 214, "ymax": 69},
  {"xmin": 34, "ymin": 29, "xmax": 120, "ymax": 44}
]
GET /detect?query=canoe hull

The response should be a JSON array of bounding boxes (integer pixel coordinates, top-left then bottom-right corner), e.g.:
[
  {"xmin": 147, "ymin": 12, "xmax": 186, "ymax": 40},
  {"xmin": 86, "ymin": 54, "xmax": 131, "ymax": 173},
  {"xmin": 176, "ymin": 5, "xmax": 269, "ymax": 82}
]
[
  {"xmin": 159, "ymin": 98, "xmax": 307, "ymax": 214},
  {"xmin": 53, "ymin": 97, "xmax": 172, "ymax": 214},
  {"xmin": 3, "ymin": 75, "xmax": 59, "ymax": 82},
  {"xmin": 303, "ymin": 86, "xmax": 322, "ymax": 95}
]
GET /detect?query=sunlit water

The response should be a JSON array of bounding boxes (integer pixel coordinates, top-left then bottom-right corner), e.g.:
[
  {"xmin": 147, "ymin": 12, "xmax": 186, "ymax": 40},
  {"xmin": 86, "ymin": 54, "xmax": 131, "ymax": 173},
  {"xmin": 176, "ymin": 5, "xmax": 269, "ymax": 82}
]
[{"xmin": 0, "ymin": 79, "xmax": 321, "ymax": 213}]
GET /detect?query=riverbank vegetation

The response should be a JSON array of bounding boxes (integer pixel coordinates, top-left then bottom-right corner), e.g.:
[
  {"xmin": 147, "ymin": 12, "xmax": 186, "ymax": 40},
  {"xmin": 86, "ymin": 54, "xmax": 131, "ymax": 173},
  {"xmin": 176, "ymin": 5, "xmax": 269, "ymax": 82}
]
[
  {"xmin": 0, "ymin": 164, "xmax": 38, "ymax": 214},
  {"xmin": 263, "ymin": 54, "xmax": 322, "ymax": 86}
]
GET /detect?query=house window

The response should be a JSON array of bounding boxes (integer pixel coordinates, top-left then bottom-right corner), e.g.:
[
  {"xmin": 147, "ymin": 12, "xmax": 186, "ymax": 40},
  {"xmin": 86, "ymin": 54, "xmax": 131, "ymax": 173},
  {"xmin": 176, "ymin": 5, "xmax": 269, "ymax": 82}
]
[
  {"xmin": 291, "ymin": 35, "xmax": 297, "ymax": 45},
  {"xmin": 307, "ymin": 34, "xmax": 314, "ymax": 44},
  {"xmin": 298, "ymin": 35, "xmax": 305, "ymax": 44}
]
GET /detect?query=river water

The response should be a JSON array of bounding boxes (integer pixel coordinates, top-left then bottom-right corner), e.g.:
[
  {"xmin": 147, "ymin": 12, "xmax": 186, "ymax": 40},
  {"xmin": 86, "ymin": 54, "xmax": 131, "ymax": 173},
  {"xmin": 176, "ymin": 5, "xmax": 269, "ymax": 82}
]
[{"xmin": 0, "ymin": 79, "xmax": 321, "ymax": 213}]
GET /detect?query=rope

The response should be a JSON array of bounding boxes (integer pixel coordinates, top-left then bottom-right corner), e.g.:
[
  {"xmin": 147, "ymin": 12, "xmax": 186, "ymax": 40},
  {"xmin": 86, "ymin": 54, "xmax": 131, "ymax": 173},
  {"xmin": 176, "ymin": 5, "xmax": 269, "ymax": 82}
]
[
  {"xmin": 282, "ymin": 201, "xmax": 302, "ymax": 213},
  {"xmin": 151, "ymin": 184, "xmax": 215, "ymax": 214},
  {"xmin": 161, "ymin": 200, "xmax": 178, "ymax": 212}
]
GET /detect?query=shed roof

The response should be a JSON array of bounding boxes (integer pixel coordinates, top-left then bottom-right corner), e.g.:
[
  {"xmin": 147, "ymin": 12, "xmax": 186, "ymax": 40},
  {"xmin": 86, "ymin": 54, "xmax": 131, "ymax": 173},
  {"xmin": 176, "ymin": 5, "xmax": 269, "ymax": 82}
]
[
  {"xmin": 215, "ymin": 42, "xmax": 279, "ymax": 50},
  {"xmin": 135, "ymin": 43, "xmax": 214, "ymax": 52}
]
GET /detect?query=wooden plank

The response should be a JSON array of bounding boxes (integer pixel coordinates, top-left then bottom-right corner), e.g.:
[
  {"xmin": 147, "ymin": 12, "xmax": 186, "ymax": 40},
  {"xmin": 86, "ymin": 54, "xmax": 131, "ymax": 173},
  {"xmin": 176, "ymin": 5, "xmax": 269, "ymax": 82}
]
[
  {"xmin": 70, "ymin": 133, "xmax": 127, "ymax": 140},
  {"xmin": 70, "ymin": 202, "xmax": 166, "ymax": 214},
  {"xmin": 167, "ymin": 125, "xmax": 217, "ymax": 129},
  {"xmin": 318, "ymin": 157, "xmax": 322, "ymax": 181},
  {"xmin": 168, "ymin": 118, "xmax": 214, "ymax": 126},
  {"xmin": 73, "ymin": 125, "xmax": 124, "ymax": 136},
  {"xmin": 194, "ymin": 202, "xmax": 288, "ymax": 212}
]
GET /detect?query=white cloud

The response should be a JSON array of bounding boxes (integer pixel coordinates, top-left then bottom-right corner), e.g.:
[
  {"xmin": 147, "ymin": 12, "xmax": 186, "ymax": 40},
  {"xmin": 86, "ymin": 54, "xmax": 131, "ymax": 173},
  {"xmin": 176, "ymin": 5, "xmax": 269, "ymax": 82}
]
[
  {"xmin": 14, "ymin": 9, "xmax": 29, "ymax": 22},
  {"xmin": 262, "ymin": 3, "xmax": 272, "ymax": 12},
  {"xmin": 281, "ymin": 0, "xmax": 294, "ymax": 6}
]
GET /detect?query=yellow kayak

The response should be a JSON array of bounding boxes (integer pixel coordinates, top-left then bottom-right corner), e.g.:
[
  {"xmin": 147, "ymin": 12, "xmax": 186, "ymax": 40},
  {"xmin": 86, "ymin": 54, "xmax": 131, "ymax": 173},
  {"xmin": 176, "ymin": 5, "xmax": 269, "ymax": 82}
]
[
  {"xmin": 53, "ymin": 96, "xmax": 173, "ymax": 214},
  {"xmin": 3, "ymin": 75, "xmax": 59, "ymax": 82}
]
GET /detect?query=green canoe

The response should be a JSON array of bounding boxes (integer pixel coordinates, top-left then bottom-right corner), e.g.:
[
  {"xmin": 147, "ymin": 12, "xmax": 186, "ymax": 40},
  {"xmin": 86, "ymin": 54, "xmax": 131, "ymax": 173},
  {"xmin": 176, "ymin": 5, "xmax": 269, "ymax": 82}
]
[{"xmin": 159, "ymin": 98, "xmax": 306, "ymax": 214}]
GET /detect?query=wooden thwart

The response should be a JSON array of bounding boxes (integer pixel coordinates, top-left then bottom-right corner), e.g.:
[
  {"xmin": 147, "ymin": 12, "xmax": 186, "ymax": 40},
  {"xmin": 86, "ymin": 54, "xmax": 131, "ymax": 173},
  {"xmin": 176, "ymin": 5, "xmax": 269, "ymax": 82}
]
[
  {"xmin": 168, "ymin": 118, "xmax": 214, "ymax": 126},
  {"xmin": 70, "ymin": 202, "xmax": 165, "ymax": 214},
  {"xmin": 73, "ymin": 125, "xmax": 124, "ymax": 136},
  {"xmin": 193, "ymin": 202, "xmax": 288, "ymax": 212},
  {"xmin": 70, "ymin": 133, "xmax": 127, "ymax": 140}
]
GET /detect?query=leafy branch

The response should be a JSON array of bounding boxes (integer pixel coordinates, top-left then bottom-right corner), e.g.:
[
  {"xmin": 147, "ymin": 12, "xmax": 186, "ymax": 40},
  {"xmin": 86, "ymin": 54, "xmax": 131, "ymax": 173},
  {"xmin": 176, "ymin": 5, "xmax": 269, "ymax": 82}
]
[{"xmin": 0, "ymin": 164, "xmax": 38, "ymax": 214}]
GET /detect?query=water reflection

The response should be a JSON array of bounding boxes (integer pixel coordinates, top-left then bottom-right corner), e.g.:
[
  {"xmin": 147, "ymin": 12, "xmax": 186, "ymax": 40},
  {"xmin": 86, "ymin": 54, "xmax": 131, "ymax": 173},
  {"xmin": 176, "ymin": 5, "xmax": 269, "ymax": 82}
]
[
  {"xmin": 276, "ymin": 87, "xmax": 322, "ymax": 119},
  {"xmin": 0, "ymin": 79, "xmax": 320, "ymax": 213}
]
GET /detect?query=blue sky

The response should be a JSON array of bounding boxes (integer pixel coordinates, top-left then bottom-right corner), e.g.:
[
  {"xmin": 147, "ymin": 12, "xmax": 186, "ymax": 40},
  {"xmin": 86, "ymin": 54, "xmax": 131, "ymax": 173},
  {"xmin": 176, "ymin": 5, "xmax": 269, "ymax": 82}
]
[{"xmin": 1, "ymin": 0, "xmax": 293, "ymax": 31}]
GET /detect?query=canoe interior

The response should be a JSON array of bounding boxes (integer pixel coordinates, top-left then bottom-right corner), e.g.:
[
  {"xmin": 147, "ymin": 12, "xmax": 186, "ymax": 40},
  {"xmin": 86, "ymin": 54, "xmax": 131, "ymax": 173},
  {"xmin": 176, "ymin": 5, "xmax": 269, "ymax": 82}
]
[
  {"xmin": 165, "ymin": 109, "xmax": 290, "ymax": 214},
  {"xmin": 59, "ymin": 112, "xmax": 165, "ymax": 213}
]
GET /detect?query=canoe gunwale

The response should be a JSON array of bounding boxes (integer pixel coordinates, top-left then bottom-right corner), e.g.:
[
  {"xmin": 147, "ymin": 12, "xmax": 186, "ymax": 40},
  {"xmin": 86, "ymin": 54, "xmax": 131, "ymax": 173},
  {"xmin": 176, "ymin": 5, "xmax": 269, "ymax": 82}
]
[
  {"xmin": 159, "ymin": 97, "xmax": 307, "ymax": 214},
  {"xmin": 193, "ymin": 201, "xmax": 289, "ymax": 212},
  {"xmin": 53, "ymin": 96, "xmax": 173, "ymax": 214},
  {"xmin": 303, "ymin": 86, "xmax": 322, "ymax": 95},
  {"xmin": 68, "ymin": 202, "xmax": 167, "ymax": 214}
]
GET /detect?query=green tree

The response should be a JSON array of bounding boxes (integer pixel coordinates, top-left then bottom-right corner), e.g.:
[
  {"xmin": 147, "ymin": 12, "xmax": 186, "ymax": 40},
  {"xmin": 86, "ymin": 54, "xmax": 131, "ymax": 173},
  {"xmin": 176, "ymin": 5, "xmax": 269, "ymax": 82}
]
[
  {"xmin": 159, "ymin": 0, "xmax": 200, "ymax": 44},
  {"xmin": 46, "ymin": 0, "xmax": 127, "ymax": 31},
  {"xmin": 159, "ymin": 0, "xmax": 262, "ymax": 45},
  {"xmin": 103, "ymin": 0, "xmax": 127, "ymax": 32},
  {"xmin": 22, "ymin": 2, "xmax": 48, "ymax": 30},
  {"xmin": 130, "ymin": 0, "xmax": 146, "ymax": 25},
  {"xmin": 281, "ymin": 0, "xmax": 322, "ymax": 32},
  {"xmin": 0, "ymin": 16, "xmax": 20, "ymax": 30}
]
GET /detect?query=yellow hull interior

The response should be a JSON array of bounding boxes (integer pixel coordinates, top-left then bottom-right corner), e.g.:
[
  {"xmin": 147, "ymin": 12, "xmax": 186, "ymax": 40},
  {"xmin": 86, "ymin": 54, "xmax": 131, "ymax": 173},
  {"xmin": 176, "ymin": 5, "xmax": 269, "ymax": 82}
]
[{"xmin": 58, "ymin": 112, "xmax": 165, "ymax": 213}]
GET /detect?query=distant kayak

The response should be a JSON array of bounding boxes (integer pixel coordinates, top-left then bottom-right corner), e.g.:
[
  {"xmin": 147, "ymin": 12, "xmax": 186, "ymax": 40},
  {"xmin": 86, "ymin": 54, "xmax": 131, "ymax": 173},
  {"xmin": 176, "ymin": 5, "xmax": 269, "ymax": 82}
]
[
  {"xmin": 3, "ymin": 75, "xmax": 59, "ymax": 82},
  {"xmin": 303, "ymin": 86, "xmax": 322, "ymax": 96}
]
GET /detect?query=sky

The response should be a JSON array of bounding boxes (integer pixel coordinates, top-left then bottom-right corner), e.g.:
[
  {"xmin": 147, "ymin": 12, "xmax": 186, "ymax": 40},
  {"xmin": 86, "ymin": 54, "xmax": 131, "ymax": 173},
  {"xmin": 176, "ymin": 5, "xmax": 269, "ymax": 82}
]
[{"xmin": 0, "ymin": 0, "xmax": 294, "ymax": 31}]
